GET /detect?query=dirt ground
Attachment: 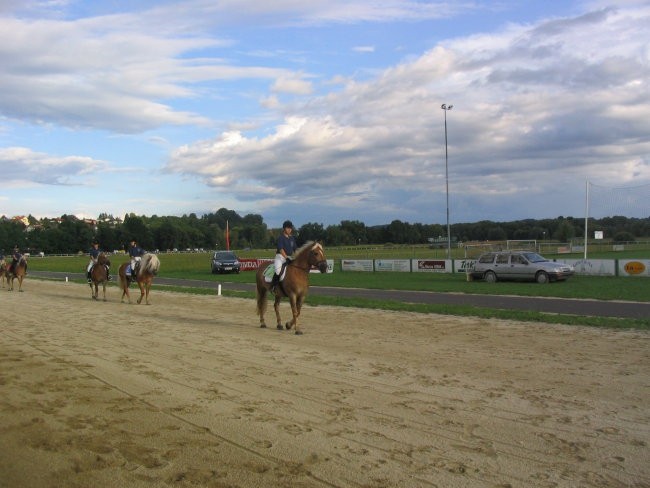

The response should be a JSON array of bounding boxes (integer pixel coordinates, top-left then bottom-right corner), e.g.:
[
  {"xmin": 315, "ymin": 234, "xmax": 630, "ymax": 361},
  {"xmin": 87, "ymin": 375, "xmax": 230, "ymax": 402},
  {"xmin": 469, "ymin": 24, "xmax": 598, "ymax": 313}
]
[{"xmin": 1, "ymin": 279, "xmax": 648, "ymax": 488}]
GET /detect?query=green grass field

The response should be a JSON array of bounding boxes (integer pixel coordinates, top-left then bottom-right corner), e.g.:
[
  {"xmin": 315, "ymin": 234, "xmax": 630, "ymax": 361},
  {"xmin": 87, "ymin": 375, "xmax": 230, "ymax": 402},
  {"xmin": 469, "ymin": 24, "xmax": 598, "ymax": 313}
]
[{"xmin": 27, "ymin": 249, "xmax": 650, "ymax": 330}]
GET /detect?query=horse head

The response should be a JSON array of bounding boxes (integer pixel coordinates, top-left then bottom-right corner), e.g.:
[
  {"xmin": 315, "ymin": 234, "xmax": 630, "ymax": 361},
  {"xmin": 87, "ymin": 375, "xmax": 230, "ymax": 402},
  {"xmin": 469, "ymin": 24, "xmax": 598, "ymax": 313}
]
[
  {"xmin": 97, "ymin": 253, "xmax": 110, "ymax": 267},
  {"xmin": 307, "ymin": 242, "xmax": 328, "ymax": 273}
]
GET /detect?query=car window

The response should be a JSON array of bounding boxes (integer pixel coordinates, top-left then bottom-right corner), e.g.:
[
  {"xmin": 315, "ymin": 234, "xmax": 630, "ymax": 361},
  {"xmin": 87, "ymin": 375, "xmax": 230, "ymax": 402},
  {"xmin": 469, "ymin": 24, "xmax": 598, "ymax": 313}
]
[
  {"xmin": 511, "ymin": 255, "xmax": 524, "ymax": 264},
  {"xmin": 215, "ymin": 252, "xmax": 236, "ymax": 259},
  {"xmin": 523, "ymin": 252, "xmax": 546, "ymax": 263},
  {"xmin": 496, "ymin": 254, "xmax": 509, "ymax": 264},
  {"xmin": 478, "ymin": 253, "xmax": 495, "ymax": 264}
]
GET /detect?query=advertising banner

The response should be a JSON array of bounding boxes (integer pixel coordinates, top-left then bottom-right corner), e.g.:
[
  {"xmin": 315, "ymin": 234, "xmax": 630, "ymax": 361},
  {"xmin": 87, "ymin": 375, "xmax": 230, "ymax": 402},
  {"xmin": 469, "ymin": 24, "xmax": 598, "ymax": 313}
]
[
  {"xmin": 241, "ymin": 258, "xmax": 334, "ymax": 273},
  {"xmin": 375, "ymin": 259, "xmax": 411, "ymax": 272},
  {"xmin": 411, "ymin": 259, "xmax": 451, "ymax": 273},
  {"xmin": 454, "ymin": 259, "xmax": 476, "ymax": 274},
  {"xmin": 341, "ymin": 259, "xmax": 374, "ymax": 272},
  {"xmin": 618, "ymin": 259, "xmax": 650, "ymax": 277},
  {"xmin": 239, "ymin": 258, "xmax": 273, "ymax": 271},
  {"xmin": 558, "ymin": 259, "xmax": 616, "ymax": 276}
]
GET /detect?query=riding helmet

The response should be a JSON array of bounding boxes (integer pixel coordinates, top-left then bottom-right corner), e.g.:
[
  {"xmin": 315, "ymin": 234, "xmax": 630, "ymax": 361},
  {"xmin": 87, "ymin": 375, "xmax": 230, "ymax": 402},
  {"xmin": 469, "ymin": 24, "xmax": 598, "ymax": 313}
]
[{"xmin": 282, "ymin": 220, "xmax": 294, "ymax": 229}]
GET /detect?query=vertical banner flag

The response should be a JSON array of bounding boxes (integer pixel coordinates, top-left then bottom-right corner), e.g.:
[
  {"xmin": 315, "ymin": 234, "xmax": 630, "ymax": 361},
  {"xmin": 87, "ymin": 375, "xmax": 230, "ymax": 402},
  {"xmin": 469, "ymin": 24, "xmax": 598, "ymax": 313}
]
[{"xmin": 225, "ymin": 220, "xmax": 230, "ymax": 250}]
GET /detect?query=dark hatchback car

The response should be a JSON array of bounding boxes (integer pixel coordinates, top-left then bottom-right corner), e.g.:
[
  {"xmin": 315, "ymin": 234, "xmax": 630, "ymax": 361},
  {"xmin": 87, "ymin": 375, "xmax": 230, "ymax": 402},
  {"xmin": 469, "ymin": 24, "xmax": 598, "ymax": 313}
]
[
  {"xmin": 470, "ymin": 250, "xmax": 574, "ymax": 284},
  {"xmin": 211, "ymin": 251, "xmax": 241, "ymax": 274}
]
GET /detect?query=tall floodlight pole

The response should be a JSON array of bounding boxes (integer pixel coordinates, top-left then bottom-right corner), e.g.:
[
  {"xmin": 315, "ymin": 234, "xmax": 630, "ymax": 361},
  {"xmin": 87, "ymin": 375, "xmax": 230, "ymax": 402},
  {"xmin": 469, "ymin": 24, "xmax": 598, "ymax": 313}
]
[{"xmin": 441, "ymin": 103, "xmax": 453, "ymax": 259}]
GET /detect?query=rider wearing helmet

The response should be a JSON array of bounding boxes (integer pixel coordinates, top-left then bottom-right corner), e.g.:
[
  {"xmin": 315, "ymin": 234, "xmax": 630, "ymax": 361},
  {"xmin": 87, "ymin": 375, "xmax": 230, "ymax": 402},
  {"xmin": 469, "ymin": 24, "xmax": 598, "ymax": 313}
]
[
  {"xmin": 10, "ymin": 245, "xmax": 27, "ymax": 274},
  {"xmin": 271, "ymin": 220, "xmax": 297, "ymax": 292},
  {"xmin": 128, "ymin": 239, "xmax": 144, "ymax": 278},
  {"xmin": 87, "ymin": 240, "xmax": 111, "ymax": 282}
]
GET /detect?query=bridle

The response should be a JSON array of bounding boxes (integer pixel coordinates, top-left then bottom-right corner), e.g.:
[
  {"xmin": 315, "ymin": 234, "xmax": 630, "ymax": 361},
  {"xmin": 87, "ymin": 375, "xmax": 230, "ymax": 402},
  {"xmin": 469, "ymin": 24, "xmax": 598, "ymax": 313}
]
[{"xmin": 289, "ymin": 248, "xmax": 327, "ymax": 274}]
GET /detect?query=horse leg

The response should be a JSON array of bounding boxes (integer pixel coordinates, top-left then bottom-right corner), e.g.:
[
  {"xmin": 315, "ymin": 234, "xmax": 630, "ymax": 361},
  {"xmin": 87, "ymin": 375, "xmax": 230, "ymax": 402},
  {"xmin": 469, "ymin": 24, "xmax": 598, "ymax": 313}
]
[
  {"xmin": 137, "ymin": 282, "xmax": 143, "ymax": 304},
  {"xmin": 256, "ymin": 286, "xmax": 268, "ymax": 328},
  {"xmin": 144, "ymin": 282, "xmax": 151, "ymax": 305},
  {"xmin": 102, "ymin": 282, "xmax": 107, "ymax": 301},
  {"xmin": 18, "ymin": 276, "xmax": 24, "ymax": 292},
  {"xmin": 273, "ymin": 294, "xmax": 283, "ymax": 330},
  {"xmin": 285, "ymin": 294, "xmax": 301, "ymax": 334},
  {"xmin": 293, "ymin": 295, "xmax": 304, "ymax": 335},
  {"xmin": 120, "ymin": 277, "xmax": 131, "ymax": 303}
]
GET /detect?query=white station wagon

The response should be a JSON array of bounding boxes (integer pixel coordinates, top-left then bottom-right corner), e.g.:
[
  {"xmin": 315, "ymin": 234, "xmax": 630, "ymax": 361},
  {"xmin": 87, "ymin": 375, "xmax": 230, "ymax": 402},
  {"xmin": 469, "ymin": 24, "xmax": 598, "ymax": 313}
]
[{"xmin": 470, "ymin": 251, "xmax": 574, "ymax": 284}]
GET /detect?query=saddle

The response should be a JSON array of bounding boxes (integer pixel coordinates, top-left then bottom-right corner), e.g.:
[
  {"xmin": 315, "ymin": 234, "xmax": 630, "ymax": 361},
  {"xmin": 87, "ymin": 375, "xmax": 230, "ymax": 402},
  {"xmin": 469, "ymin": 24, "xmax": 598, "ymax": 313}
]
[{"xmin": 263, "ymin": 261, "xmax": 289, "ymax": 284}]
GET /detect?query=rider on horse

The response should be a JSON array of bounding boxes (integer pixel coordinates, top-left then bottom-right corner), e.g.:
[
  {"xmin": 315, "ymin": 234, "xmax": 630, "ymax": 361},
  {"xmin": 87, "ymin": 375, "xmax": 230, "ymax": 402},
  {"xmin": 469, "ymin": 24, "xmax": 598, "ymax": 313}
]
[
  {"xmin": 270, "ymin": 220, "xmax": 297, "ymax": 292},
  {"xmin": 10, "ymin": 245, "xmax": 27, "ymax": 275},
  {"xmin": 87, "ymin": 240, "xmax": 111, "ymax": 282},
  {"xmin": 128, "ymin": 239, "xmax": 144, "ymax": 278}
]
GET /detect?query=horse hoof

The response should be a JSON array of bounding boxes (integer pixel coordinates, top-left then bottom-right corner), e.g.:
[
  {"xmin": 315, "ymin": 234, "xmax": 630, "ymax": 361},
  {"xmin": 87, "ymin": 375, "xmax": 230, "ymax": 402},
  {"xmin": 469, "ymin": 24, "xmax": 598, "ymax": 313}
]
[
  {"xmin": 276, "ymin": 324, "xmax": 283, "ymax": 330},
  {"xmin": 295, "ymin": 330, "xmax": 303, "ymax": 335},
  {"xmin": 260, "ymin": 324, "xmax": 267, "ymax": 328},
  {"xmin": 285, "ymin": 322, "xmax": 293, "ymax": 330}
]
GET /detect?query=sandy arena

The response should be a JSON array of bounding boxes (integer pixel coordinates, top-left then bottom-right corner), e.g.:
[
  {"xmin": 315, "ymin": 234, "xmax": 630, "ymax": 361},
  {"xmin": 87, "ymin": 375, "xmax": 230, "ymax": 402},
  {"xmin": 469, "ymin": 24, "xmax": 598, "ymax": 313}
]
[{"xmin": 1, "ymin": 279, "xmax": 648, "ymax": 487}]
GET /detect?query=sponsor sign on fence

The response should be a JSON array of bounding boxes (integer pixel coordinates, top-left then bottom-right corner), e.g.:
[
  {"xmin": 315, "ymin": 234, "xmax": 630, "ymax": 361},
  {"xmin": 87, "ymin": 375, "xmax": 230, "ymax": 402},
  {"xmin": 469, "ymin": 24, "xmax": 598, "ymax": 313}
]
[
  {"xmin": 412, "ymin": 259, "xmax": 451, "ymax": 273},
  {"xmin": 375, "ymin": 259, "xmax": 411, "ymax": 272},
  {"xmin": 240, "ymin": 258, "xmax": 334, "ymax": 273},
  {"xmin": 239, "ymin": 258, "xmax": 273, "ymax": 271},
  {"xmin": 619, "ymin": 259, "xmax": 650, "ymax": 277},
  {"xmin": 341, "ymin": 259, "xmax": 374, "ymax": 272},
  {"xmin": 559, "ymin": 259, "xmax": 617, "ymax": 276}
]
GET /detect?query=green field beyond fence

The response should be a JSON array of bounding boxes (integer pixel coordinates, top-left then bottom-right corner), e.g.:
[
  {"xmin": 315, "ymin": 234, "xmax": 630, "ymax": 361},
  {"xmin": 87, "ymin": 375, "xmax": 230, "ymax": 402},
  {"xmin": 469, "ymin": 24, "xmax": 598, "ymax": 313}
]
[{"xmin": 26, "ymin": 247, "xmax": 650, "ymax": 329}]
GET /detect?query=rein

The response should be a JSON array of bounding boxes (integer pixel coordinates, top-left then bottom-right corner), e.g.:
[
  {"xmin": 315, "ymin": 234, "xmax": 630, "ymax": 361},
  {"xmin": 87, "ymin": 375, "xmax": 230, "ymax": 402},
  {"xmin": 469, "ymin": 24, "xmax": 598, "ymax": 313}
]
[{"xmin": 289, "ymin": 259, "xmax": 326, "ymax": 274}]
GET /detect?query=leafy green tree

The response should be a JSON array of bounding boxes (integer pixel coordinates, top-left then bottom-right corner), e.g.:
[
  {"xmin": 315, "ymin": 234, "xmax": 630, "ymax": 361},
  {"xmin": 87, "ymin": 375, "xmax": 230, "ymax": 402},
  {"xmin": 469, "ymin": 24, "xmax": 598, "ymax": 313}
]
[{"xmin": 298, "ymin": 222, "xmax": 326, "ymax": 243}]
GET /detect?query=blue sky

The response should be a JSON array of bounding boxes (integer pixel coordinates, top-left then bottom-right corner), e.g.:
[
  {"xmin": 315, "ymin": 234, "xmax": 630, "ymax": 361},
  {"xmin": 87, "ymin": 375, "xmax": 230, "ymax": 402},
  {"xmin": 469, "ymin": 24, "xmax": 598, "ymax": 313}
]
[{"xmin": 1, "ymin": 0, "xmax": 648, "ymax": 228}]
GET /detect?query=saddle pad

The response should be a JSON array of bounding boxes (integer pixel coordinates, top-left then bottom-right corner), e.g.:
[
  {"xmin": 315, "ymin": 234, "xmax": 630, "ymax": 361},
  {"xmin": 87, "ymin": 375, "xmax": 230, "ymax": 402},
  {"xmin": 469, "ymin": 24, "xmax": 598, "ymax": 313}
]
[{"xmin": 263, "ymin": 263, "xmax": 286, "ymax": 283}]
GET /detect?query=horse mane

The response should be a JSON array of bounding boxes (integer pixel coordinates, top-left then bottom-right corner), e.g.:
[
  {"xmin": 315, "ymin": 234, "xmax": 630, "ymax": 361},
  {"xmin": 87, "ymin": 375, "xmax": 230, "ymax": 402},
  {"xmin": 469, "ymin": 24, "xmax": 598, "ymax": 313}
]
[
  {"xmin": 141, "ymin": 253, "xmax": 160, "ymax": 275},
  {"xmin": 294, "ymin": 240, "xmax": 319, "ymax": 258}
]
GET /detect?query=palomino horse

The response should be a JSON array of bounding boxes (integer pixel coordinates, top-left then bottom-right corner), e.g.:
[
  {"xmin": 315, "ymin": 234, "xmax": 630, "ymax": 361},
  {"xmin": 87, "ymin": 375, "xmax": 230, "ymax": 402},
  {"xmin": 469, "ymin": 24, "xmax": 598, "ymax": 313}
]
[
  {"xmin": 0, "ymin": 259, "xmax": 8, "ymax": 288},
  {"xmin": 89, "ymin": 252, "xmax": 111, "ymax": 301},
  {"xmin": 256, "ymin": 241, "xmax": 328, "ymax": 335},
  {"xmin": 118, "ymin": 253, "xmax": 160, "ymax": 305},
  {"xmin": 6, "ymin": 256, "xmax": 27, "ymax": 292}
]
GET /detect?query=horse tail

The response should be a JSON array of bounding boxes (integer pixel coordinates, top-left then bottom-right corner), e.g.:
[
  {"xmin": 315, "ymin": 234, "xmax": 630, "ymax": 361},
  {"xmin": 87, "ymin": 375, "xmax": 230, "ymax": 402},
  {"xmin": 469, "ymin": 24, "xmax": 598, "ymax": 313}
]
[{"xmin": 255, "ymin": 268, "xmax": 267, "ymax": 317}]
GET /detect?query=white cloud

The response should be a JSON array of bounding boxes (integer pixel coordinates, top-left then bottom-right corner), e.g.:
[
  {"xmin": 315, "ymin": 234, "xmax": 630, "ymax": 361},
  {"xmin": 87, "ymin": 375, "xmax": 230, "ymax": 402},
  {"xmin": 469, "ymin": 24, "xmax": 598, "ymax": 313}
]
[
  {"xmin": 164, "ymin": 3, "xmax": 650, "ymax": 222},
  {"xmin": 0, "ymin": 147, "xmax": 107, "ymax": 186}
]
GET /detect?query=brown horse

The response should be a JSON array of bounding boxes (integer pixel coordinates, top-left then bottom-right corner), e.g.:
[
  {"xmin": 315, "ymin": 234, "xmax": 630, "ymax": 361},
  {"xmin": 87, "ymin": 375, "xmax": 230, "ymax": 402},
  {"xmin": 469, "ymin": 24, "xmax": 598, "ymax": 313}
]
[
  {"xmin": 118, "ymin": 253, "xmax": 160, "ymax": 305},
  {"xmin": 89, "ymin": 252, "xmax": 111, "ymax": 301},
  {"xmin": 256, "ymin": 241, "xmax": 328, "ymax": 335},
  {"xmin": 6, "ymin": 256, "xmax": 27, "ymax": 292}
]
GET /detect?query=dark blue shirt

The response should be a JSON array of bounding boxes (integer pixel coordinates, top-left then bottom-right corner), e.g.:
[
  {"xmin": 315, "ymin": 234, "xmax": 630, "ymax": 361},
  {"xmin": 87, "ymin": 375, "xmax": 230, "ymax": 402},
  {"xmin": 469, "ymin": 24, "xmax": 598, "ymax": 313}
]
[
  {"xmin": 129, "ymin": 245, "xmax": 144, "ymax": 258},
  {"xmin": 276, "ymin": 234, "xmax": 297, "ymax": 256},
  {"xmin": 89, "ymin": 247, "xmax": 101, "ymax": 259}
]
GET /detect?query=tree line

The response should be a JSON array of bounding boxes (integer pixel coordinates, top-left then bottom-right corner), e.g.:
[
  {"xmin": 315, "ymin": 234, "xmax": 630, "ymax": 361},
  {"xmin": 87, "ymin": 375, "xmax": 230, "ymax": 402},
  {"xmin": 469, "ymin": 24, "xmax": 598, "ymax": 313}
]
[{"xmin": 0, "ymin": 208, "xmax": 647, "ymax": 255}]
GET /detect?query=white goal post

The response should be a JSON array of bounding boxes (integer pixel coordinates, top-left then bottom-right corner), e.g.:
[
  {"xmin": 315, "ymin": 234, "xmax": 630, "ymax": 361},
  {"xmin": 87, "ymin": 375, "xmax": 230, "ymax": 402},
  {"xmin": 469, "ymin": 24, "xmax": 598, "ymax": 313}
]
[{"xmin": 506, "ymin": 240, "xmax": 537, "ymax": 251}]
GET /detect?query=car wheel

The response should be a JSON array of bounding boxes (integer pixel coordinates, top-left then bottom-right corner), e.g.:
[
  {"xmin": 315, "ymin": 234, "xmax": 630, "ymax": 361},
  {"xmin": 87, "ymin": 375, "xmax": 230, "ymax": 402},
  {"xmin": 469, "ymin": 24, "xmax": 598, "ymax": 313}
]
[
  {"xmin": 484, "ymin": 271, "xmax": 497, "ymax": 283},
  {"xmin": 536, "ymin": 271, "xmax": 549, "ymax": 284}
]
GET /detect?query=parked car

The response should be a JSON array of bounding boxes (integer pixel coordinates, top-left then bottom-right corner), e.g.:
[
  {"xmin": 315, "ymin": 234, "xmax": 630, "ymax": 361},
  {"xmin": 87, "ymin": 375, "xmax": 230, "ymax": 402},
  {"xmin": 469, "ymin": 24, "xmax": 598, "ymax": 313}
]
[
  {"xmin": 470, "ymin": 250, "xmax": 574, "ymax": 284},
  {"xmin": 211, "ymin": 251, "xmax": 241, "ymax": 274}
]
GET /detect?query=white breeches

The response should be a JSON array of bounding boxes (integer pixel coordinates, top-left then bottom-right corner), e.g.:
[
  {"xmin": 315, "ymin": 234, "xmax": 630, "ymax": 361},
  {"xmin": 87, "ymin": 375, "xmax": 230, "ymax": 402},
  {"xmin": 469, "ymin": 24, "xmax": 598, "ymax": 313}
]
[{"xmin": 274, "ymin": 253, "xmax": 286, "ymax": 275}]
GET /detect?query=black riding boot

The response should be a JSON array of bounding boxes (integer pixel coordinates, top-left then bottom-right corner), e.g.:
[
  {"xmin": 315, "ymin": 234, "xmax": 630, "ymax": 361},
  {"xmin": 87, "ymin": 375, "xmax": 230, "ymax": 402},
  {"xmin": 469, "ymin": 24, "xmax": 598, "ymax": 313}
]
[
  {"xmin": 87, "ymin": 271, "xmax": 91, "ymax": 283},
  {"xmin": 270, "ymin": 273, "xmax": 279, "ymax": 292}
]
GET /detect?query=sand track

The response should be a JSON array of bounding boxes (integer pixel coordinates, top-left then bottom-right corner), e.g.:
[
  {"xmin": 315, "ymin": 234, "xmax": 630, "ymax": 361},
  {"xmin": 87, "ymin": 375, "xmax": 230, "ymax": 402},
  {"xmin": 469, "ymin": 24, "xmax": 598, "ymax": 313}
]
[{"xmin": 1, "ymin": 280, "xmax": 648, "ymax": 487}]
